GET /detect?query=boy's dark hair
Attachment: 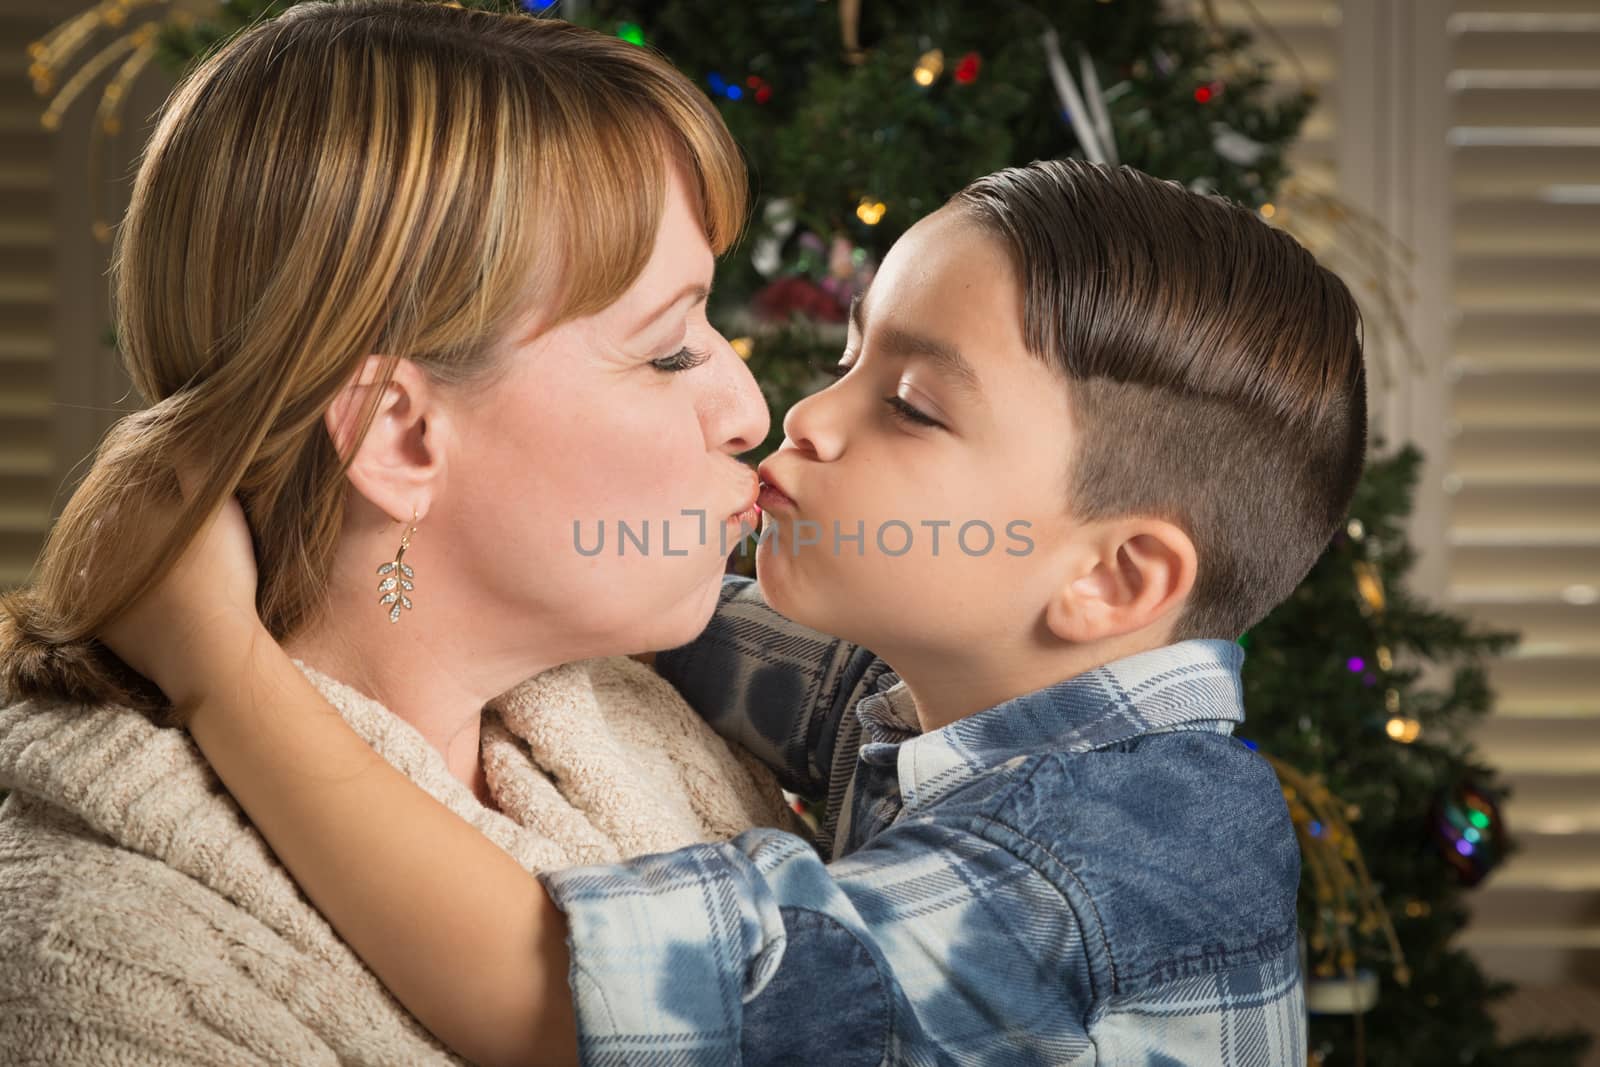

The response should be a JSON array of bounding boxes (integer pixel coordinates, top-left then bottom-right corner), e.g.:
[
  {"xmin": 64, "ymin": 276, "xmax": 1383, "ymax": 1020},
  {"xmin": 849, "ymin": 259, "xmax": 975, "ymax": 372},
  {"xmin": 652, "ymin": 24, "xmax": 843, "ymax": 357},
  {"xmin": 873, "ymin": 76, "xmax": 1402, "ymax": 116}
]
[{"xmin": 952, "ymin": 159, "xmax": 1367, "ymax": 641}]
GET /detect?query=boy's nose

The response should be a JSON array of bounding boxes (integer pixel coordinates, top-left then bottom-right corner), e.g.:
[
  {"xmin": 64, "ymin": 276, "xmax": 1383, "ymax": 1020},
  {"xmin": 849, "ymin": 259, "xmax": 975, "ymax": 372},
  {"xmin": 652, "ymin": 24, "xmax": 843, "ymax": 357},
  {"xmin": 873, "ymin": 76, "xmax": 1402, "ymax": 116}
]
[{"xmin": 780, "ymin": 387, "xmax": 846, "ymax": 462}]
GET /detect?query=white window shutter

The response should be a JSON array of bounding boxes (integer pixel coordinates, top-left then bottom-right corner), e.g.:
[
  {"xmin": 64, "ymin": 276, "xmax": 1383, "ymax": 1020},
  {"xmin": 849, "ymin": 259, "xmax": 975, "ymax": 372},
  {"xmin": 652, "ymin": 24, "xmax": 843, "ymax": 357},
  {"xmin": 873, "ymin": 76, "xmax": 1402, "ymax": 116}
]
[
  {"xmin": 1447, "ymin": 4, "xmax": 1600, "ymax": 988},
  {"xmin": 1214, "ymin": 0, "xmax": 1600, "ymax": 998},
  {"xmin": 0, "ymin": 8, "xmax": 56, "ymax": 592}
]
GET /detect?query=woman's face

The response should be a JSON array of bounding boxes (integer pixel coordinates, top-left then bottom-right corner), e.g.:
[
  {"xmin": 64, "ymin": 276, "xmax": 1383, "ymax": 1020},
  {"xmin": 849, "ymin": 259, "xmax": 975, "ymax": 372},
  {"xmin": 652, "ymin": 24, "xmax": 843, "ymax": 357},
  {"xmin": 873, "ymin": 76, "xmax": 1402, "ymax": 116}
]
[{"xmin": 441, "ymin": 167, "xmax": 768, "ymax": 660}]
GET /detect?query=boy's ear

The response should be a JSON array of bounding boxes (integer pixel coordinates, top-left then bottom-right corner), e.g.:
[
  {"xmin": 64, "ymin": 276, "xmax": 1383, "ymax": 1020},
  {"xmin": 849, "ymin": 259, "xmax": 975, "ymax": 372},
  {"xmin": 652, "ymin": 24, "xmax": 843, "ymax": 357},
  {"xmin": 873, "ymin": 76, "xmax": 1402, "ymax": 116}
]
[
  {"xmin": 324, "ymin": 354, "xmax": 447, "ymax": 524},
  {"xmin": 1044, "ymin": 518, "xmax": 1198, "ymax": 646}
]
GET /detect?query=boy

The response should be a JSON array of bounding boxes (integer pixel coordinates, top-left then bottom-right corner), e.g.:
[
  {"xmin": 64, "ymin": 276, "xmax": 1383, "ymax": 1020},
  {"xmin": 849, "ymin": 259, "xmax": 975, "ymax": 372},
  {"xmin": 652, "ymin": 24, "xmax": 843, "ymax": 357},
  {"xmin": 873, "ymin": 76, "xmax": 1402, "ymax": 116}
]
[{"xmin": 106, "ymin": 159, "xmax": 1363, "ymax": 1065}]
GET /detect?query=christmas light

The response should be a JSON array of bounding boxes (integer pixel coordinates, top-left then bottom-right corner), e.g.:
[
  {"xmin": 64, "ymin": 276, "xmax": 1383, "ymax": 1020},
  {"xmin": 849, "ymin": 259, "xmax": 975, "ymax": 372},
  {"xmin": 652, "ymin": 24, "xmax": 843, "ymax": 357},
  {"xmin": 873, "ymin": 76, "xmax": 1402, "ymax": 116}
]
[
  {"xmin": 1353, "ymin": 560, "xmax": 1386, "ymax": 614},
  {"xmin": 913, "ymin": 48, "xmax": 944, "ymax": 87},
  {"xmin": 616, "ymin": 22, "xmax": 645, "ymax": 46},
  {"xmin": 954, "ymin": 51, "xmax": 981, "ymax": 85},
  {"xmin": 1260, "ymin": 203, "xmax": 1276, "ymax": 219},
  {"xmin": 1386, "ymin": 717, "xmax": 1421, "ymax": 743},
  {"xmin": 855, "ymin": 197, "xmax": 887, "ymax": 225},
  {"xmin": 730, "ymin": 337, "xmax": 754, "ymax": 360}
]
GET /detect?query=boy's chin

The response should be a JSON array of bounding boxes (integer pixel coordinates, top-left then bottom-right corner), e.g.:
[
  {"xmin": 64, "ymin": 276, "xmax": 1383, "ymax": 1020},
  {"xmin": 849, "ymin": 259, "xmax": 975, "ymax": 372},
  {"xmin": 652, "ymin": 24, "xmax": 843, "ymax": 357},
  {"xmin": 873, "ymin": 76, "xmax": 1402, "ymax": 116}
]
[
  {"xmin": 753, "ymin": 548, "xmax": 832, "ymax": 632},
  {"xmin": 754, "ymin": 551, "xmax": 888, "ymax": 654}
]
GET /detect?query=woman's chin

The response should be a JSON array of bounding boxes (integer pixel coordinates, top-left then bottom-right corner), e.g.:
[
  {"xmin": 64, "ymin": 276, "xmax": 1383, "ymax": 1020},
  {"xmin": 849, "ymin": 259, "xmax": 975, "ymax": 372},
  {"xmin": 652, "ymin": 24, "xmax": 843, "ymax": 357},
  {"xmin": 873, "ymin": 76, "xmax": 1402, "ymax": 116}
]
[{"xmin": 675, "ymin": 565, "xmax": 735, "ymax": 644}]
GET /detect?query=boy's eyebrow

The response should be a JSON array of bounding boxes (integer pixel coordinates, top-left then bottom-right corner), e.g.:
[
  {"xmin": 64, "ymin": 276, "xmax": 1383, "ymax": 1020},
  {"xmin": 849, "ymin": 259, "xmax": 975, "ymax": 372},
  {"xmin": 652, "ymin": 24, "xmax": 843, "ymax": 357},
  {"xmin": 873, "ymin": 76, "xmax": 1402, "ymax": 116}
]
[{"xmin": 849, "ymin": 293, "xmax": 985, "ymax": 400}]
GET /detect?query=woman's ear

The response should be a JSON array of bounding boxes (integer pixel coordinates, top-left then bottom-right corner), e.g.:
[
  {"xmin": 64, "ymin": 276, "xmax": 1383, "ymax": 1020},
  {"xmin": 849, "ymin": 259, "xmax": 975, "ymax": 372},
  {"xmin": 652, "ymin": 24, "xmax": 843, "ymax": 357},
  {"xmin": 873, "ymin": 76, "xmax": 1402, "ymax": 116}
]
[
  {"xmin": 1044, "ymin": 518, "xmax": 1198, "ymax": 645},
  {"xmin": 324, "ymin": 355, "xmax": 446, "ymax": 523}
]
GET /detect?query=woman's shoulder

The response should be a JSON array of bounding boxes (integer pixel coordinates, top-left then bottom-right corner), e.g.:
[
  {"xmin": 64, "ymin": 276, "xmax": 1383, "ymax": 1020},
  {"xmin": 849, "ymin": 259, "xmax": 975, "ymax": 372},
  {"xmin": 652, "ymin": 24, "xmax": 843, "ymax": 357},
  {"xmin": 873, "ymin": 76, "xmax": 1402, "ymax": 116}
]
[
  {"xmin": 0, "ymin": 693, "xmax": 222, "ymax": 850},
  {"xmin": 0, "ymin": 711, "xmax": 463, "ymax": 1063},
  {"xmin": 0, "ymin": 790, "xmax": 444, "ymax": 1064},
  {"xmin": 0, "ymin": 694, "xmax": 310, "ymax": 938},
  {"xmin": 0, "ymin": 789, "xmax": 259, "ymax": 1047}
]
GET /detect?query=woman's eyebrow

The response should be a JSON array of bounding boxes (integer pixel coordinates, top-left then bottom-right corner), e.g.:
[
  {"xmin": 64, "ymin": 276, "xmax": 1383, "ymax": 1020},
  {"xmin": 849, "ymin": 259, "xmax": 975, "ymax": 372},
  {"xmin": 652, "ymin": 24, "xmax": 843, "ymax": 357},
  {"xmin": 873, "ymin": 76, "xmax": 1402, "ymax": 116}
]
[
  {"xmin": 628, "ymin": 282, "xmax": 710, "ymax": 339},
  {"xmin": 849, "ymin": 292, "xmax": 984, "ymax": 400}
]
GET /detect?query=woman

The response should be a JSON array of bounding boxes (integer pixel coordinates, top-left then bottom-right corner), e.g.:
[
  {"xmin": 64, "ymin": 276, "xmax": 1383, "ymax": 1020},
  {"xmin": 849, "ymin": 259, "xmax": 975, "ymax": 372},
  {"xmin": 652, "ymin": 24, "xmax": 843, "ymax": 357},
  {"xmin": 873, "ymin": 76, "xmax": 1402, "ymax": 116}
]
[{"xmin": 0, "ymin": 2, "xmax": 797, "ymax": 1061}]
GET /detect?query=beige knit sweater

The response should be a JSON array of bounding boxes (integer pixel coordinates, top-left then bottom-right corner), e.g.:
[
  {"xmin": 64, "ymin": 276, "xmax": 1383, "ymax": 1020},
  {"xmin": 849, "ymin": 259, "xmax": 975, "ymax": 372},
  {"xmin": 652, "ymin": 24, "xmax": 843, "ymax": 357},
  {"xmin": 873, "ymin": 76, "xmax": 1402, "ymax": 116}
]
[{"xmin": 0, "ymin": 655, "xmax": 801, "ymax": 1065}]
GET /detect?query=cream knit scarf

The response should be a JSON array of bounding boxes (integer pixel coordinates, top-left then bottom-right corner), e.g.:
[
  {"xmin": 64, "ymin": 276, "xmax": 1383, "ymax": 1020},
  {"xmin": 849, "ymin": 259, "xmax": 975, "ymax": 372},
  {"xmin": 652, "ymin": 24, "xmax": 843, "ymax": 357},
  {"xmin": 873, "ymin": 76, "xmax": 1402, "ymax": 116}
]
[{"xmin": 0, "ymin": 656, "xmax": 800, "ymax": 1065}]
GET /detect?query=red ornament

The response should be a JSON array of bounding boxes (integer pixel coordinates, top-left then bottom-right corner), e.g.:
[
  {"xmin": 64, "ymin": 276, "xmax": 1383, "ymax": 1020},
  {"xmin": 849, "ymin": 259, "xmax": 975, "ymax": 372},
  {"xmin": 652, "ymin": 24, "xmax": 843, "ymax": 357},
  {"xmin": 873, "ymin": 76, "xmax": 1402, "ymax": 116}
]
[
  {"xmin": 743, "ymin": 74, "xmax": 774, "ymax": 104},
  {"xmin": 752, "ymin": 276, "xmax": 848, "ymax": 323},
  {"xmin": 954, "ymin": 51, "xmax": 981, "ymax": 84}
]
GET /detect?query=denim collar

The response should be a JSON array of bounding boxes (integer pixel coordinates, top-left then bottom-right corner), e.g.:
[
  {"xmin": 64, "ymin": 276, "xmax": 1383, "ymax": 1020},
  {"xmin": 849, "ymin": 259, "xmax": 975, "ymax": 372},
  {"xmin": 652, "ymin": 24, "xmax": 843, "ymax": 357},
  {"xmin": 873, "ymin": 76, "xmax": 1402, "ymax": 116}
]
[{"xmin": 853, "ymin": 640, "xmax": 1247, "ymax": 815}]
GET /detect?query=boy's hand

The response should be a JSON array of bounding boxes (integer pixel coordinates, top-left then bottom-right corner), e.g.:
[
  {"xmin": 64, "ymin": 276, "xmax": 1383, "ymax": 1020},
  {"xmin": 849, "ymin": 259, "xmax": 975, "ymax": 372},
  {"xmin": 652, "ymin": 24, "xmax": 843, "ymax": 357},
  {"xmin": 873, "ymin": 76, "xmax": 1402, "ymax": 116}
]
[{"xmin": 98, "ymin": 474, "xmax": 264, "ymax": 710}]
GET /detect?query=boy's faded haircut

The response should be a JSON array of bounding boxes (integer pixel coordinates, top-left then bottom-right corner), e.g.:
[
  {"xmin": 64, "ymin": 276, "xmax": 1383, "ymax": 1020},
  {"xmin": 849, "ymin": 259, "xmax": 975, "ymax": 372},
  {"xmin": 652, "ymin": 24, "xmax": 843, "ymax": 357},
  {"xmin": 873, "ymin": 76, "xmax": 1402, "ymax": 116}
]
[{"xmin": 952, "ymin": 159, "xmax": 1367, "ymax": 641}]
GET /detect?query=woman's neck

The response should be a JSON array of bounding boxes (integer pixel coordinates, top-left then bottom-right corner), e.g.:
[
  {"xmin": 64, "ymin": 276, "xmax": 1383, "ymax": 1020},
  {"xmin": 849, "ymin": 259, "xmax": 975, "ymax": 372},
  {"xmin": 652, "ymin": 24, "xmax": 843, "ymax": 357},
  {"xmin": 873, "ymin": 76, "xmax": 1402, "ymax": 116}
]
[
  {"xmin": 283, "ymin": 509, "xmax": 566, "ymax": 802},
  {"xmin": 281, "ymin": 621, "xmax": 493, "ymax": 799}
]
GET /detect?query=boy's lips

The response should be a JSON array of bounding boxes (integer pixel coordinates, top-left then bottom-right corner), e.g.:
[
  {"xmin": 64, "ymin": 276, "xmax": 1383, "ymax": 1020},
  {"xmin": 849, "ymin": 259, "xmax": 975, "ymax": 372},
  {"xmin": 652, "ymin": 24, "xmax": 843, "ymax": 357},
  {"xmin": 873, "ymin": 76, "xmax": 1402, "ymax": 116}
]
[{"xmin": 756, "ymin": 462, "xmax": 797, "ymax": 511}]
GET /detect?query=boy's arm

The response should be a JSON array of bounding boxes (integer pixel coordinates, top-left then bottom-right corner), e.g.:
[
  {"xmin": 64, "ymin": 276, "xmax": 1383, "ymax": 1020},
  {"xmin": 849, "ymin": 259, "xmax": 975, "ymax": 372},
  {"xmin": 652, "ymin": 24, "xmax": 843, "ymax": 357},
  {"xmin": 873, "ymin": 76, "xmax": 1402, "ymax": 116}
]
[
  {"xmin": 182, "ymin": 632, "xmax": 577, "ymax": 1067},
  {"xmin": 182, "ymin": 633, "xmax": 1087, "ymax": 1065},
  {"xmin": 653, "ymin": 574, "xmax": 894, "ymax": 801}
]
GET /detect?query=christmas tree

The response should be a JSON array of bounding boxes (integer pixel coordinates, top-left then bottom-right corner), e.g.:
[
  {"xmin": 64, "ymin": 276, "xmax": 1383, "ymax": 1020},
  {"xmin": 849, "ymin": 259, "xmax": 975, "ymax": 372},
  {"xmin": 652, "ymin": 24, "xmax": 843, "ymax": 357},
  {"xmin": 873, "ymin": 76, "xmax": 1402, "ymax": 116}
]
[
  {"xmin": 1243, "ymin": 445, "xmax": 1588, "ymax": 1065},
  {"xmin": 36, "ymin": 0, "xmax": 1593, "ymax": 1062},
  {"xmin": 153, "ymin": 0, "xmax": 1314, "ymax": 459}
]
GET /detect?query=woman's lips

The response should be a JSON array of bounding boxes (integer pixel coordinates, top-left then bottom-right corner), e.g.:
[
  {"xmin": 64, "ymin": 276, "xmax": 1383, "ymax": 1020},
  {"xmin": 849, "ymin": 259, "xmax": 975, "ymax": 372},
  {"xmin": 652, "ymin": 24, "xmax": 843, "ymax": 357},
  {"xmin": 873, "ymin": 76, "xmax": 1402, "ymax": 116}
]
[{"xmin": 726, "ymin": 473, "xmax": 762, "ymax": 531}]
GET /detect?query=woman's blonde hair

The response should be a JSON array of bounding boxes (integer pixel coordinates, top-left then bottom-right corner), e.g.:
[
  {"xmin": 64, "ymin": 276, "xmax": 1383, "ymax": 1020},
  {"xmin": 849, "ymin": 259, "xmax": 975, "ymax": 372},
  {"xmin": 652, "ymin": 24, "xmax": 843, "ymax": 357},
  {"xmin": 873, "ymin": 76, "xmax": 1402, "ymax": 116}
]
[{"xmin": 0, "ymin": 0, "xmax": 747, "ymax": 720}]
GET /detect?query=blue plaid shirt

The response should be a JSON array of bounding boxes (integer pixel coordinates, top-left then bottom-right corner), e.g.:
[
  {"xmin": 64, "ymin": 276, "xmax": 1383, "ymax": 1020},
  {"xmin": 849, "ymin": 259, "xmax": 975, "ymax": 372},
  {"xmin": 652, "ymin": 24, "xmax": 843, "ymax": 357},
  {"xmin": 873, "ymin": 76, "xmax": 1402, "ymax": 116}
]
[{"xmin": 538, "ymin": 576, "xmax": 1305, "ymax": 1065}]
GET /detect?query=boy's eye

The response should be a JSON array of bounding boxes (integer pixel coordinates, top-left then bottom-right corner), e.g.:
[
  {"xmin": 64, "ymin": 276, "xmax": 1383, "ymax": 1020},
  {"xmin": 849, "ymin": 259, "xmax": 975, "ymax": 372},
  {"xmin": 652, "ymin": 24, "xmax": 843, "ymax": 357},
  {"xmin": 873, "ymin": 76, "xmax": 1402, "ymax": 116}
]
[
  {"xmin": 884, "ymin": 396, "xmax": 943, "ymax": 429},
  {"xmin": 813, "ymin": 358, "xmax": 851, "ymax": 382},
  {"xmin": 811, "ymin": 357, "xmax": 943, "ymax": 429},
  {"xmin": 651, "ymin": 346, "xmax": 710, "ymax": 373}
]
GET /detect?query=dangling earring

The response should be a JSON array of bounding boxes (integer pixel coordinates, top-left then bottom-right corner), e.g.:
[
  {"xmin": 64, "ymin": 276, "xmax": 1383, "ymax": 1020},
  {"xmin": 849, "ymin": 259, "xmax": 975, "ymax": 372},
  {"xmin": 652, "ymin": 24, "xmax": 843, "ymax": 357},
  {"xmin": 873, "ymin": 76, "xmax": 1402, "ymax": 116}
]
[{"xmin": 377, "ymin": 508, "xmax": 418, "ymax": 623}]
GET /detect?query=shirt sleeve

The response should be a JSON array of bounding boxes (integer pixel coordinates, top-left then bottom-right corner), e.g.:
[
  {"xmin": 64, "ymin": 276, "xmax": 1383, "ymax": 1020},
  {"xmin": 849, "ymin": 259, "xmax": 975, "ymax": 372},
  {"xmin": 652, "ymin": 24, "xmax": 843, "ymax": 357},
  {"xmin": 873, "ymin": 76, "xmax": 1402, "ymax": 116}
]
[
  {"xmin": 537, "ymin": 819, "xmax": 1096, "ymax": 1067},
  {"xmin": 653, "ymin": 575, "xmax": 893, "ymax": 803}
]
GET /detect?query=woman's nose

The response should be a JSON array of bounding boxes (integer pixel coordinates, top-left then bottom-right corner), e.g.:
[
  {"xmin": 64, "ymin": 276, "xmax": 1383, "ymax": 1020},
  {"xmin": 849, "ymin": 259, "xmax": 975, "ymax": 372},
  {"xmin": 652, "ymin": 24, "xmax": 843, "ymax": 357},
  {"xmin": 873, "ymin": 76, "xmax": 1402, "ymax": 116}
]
[{"xmin": 704, "ymin": 336, "xmax": 771, "ymax": 455}]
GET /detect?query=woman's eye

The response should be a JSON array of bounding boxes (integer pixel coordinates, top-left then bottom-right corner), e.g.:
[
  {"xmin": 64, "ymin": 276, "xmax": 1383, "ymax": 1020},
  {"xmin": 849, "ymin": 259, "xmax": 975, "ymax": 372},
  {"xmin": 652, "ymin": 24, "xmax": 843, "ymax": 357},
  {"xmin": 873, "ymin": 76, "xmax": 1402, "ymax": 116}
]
[
  {"xmin": 651, "ymin": 346, "xmax": 710, "ymax": 373},
  {"xmin": 884, "ymin": 396, "xmax": 943, "ymax": 429}
]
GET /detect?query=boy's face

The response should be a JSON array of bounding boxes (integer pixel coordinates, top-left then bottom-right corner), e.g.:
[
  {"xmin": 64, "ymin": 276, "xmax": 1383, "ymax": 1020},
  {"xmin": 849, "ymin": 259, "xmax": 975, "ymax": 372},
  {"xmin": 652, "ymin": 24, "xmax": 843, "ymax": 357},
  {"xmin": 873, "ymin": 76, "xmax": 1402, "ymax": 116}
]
[{"xmin": 755, "ymin": 206, "xmax": 1082, "ymax": 658}]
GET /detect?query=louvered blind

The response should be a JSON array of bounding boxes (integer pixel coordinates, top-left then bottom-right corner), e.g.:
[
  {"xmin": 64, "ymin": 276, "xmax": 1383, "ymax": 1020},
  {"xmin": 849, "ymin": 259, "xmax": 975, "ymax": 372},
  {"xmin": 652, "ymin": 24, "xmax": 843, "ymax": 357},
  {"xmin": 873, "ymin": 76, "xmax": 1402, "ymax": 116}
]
[
  {"xmin": 1446, "ymin": 4, "xmax": 1600, "ymax": 988},
  {"xmin": 1216, "ymin": 0, "xmax": 1600, "ymax": 998},
  {"xmin": 0, "ymin": 7, "xmax": 56, "ymax": 593}
]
